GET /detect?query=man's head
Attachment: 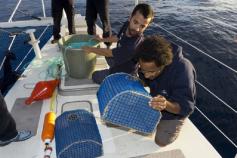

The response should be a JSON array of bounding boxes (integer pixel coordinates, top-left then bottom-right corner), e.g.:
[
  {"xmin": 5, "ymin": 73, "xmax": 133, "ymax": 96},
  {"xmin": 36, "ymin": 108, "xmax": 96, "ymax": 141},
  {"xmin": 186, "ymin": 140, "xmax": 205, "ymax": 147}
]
[
  {"xmin": 135, "ymin": 35, "xmax": 173, "ymax": 80},
  {"xmin": 127, "ymin": 3, "xmax": 154, "ymax": 37}
]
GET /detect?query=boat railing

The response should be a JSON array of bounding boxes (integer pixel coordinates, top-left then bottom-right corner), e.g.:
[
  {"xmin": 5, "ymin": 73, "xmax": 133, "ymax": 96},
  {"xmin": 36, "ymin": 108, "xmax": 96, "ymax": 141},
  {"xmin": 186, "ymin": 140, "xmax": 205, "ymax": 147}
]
[
  {"xmin": 153, "ymin": 23, "xmax": 237, "ymax": 74},
  {"xmin": 8, "ymin": 0, "xmax": 23, "ymax": 22},
  {"xmin": 14, "ymin": 25, "xmax": 50, "ymax": 71},
  {"xmin": 130, "ymin": 0, "xmax": 236, "ymax": 151},
  {"xmin": 8, "ymin": 0, "xmax": 46, "ymax": 23},
  {"xmin": 41, "ymin": 0, "xmax": 46, "ymax": 18},
  {"xmin": 0, "ymin": 34, "xmax": 16, "ymax": 70},
  {"xmin": 0, "ymin": 0, "xmax": 50, "ymax": 71},
  {"xmin": 151, "ymin": 22, "xmax": 237, "ymax": 150}
]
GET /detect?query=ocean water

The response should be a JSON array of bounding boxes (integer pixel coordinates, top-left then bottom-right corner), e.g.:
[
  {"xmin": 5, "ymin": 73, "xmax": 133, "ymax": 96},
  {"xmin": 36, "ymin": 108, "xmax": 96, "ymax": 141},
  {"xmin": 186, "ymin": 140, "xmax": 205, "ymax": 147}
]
[{"xmin": 0, "ymin": 0, "xmax": 236, "ymax": 157}]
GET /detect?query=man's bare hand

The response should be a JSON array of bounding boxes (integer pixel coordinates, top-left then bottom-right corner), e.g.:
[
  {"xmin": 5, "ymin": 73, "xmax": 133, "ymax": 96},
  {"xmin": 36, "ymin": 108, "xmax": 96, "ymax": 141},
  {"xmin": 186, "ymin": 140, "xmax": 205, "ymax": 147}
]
[
  {"xmin": 149, "ymin": 95, "xmax": 167, "ymax": 111},
  {"xmin": 94, "ymin": 35, "xmax": 103, "ymax": 42}
]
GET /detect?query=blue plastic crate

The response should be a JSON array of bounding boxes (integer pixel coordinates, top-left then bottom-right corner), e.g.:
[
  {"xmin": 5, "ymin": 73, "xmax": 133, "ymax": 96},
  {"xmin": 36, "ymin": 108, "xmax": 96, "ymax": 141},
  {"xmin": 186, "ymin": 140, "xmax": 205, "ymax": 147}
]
[
  {"xmin": 97, "ymin": 73, "xmax": 161, "ymax": 134},
  {"xmin": 55, "ymin": 110, "xmax": 103, "ymax": 158}
]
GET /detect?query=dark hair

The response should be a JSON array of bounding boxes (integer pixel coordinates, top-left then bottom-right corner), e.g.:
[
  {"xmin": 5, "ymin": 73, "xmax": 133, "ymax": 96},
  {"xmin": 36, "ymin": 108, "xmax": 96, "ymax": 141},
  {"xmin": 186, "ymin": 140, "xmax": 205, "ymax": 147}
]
[
  {"xmin": 131, "ymin": 3, "xmax": 154, "ymax": 21},
  {"xmin": 135, "ymin": 35, "xmax": 173, "ymax": 67}
]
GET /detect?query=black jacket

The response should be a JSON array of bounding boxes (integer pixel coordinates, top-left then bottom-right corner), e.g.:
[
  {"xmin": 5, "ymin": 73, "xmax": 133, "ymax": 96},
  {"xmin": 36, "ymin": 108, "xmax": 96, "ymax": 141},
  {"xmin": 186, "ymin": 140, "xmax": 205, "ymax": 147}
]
[{"xmin": 139, "ymin": 43, "xmax": 196, "ymax": 120}]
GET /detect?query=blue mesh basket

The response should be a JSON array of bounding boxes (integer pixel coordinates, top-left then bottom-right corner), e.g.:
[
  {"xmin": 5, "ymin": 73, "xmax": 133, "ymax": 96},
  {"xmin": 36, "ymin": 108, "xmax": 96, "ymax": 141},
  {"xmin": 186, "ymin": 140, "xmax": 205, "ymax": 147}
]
[
  {"xmin": 55, "ymin": 110, "xmax": 103, "ymax": 158},
  {"xmin": 97, "ymin": 73, "xmax": 161, "ymax": 134}
]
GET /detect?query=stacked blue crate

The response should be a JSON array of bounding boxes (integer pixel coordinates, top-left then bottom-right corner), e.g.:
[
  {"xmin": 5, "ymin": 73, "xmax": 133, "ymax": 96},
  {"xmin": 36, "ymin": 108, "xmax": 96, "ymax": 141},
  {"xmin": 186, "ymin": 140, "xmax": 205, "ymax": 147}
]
[
  {"xmin": 97, "ymin": 73, "xmax": 161, "ymax": 134},
  {"xmin": 55, "ymin": 110, "xmax": 103, "ymax": 158}
]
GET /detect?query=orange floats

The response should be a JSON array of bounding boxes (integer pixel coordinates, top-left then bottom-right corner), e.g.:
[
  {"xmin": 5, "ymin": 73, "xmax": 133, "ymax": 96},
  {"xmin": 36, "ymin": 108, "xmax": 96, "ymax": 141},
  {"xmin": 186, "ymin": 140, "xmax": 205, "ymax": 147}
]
[
  {"xmin": 41, "ymin": 112, "xmax": 56, "ymax": 144},
  {"xmin": 25, "ymin": 79, "xmax": 59, "ymax": 105}
]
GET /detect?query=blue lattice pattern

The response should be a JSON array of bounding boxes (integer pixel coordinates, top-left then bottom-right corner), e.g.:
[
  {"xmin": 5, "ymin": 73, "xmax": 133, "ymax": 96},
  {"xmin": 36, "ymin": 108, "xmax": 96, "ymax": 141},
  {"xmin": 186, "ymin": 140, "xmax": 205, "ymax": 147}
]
[
  {"xmin": 97, "ymin": 73, "xmax": 161, "ymax": 134},
  {"xmin": 55, "ymin": 110, "xmax": 103, "ymax": 158}
]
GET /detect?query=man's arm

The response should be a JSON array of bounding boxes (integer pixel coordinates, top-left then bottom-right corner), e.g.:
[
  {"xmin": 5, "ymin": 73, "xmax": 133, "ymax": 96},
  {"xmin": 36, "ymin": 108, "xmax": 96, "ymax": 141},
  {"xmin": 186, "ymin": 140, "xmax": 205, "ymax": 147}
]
[
  {"xmin": 82, "ymin": 46, "xmax": 113, "ymax": 57},
  {"xmin": 95, "ymin": 35, "xmax": 119, "ymax": 43},
  {"xmin": 150, "ymin": 62, "xmax": 196, "ymax": 117}
]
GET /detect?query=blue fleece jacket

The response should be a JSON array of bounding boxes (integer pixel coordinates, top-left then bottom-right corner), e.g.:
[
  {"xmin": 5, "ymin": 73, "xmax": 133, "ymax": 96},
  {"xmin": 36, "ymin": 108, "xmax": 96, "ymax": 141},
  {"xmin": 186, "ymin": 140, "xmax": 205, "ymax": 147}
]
[
  {"xmin": 109, "ymin": 21, "xmax": 143, "ymax": 74},
  {"xmin": 139, "ymin": 43, "xmax": 196, "ymax": 120}
]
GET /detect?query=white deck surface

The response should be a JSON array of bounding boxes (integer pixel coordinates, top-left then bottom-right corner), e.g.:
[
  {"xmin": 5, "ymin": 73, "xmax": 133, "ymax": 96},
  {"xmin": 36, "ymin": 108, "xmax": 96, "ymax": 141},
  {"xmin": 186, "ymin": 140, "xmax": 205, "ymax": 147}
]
[{"xmin": 0, "ymin": 15, "xmax": 221, "ymax": 158}]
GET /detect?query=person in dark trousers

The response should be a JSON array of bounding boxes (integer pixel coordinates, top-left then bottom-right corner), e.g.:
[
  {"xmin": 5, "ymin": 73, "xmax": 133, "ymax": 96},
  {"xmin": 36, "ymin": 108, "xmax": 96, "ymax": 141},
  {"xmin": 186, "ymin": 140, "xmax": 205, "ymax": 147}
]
[
  {"xmin": 0, "ymin": 92, "xmax": 32, "ymax": 146},
  {"xmin": 135, "ymin": 35, "xmax": 196, "ymax": 146},
  {"xmin": 0, "ymin": 51, "xmax": 20, "ymax": 95},
  {"xmin": 85, "ymin": 0, "xmax": 112, "ymax": 47},
  {"xmin": 82, "ymin": 3, "xmax": 154, "ymax": 84},
  {"xmin": 51, "ymin": 0, "xmax": 76, "ymax": 44}
]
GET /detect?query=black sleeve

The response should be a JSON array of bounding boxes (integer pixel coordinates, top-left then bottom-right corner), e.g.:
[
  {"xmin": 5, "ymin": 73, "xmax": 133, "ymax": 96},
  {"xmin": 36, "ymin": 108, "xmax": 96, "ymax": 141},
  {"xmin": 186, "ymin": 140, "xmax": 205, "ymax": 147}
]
[
  {"xmin": 117, "ymin": 21, "xmax": 128, "ymax": 39},
  {"xmin": 168, "ymin": 60, "xmax": 196, "ymax": 117}
]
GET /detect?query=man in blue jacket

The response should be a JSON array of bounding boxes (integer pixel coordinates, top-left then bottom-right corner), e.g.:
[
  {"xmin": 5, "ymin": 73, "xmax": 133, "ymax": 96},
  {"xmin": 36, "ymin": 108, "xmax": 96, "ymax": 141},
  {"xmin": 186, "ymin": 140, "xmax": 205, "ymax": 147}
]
[
  {"xmin": 136, "ymin": 35, "xmax": 196, "ymax": 146},
  {"xmin": 82, "ymin": 3, "xmax": 154, "ymax": 84}
]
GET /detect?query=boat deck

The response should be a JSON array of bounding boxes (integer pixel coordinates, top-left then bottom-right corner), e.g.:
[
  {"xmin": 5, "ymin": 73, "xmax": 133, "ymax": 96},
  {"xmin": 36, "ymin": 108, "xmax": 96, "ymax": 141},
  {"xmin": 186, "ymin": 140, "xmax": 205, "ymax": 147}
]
[{"xmin": 0, "ymin": 15, "xmax": 221, "ymax": 158}]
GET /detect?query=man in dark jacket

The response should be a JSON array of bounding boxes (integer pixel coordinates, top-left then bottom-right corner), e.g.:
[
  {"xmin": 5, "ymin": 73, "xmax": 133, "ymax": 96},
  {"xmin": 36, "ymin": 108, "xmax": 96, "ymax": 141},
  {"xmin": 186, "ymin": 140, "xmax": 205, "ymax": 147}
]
[
  {"xmin": 136, "ymin": 35, "xmax": 196, "ymax": 146},
  {"xmin": 85, "ymin": 0, "xmax": 112, "ymax": 47},
  {"xmin": 0, "ymin": 92, "xmax": 32, "ymax": 146},
  {"xmin": 82, "ymin": 3, "xmax": 154, "ymax": 84},
  {"xmin": 51, "ymin": 0, "xmax": 75, "ymax": 43}
]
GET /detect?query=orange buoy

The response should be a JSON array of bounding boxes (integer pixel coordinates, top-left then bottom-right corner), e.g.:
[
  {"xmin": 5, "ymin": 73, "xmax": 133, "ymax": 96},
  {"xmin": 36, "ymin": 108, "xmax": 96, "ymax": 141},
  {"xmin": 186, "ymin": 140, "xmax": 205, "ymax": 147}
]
[
  {"xmin": 25, "ymin": 79, "xmax": 60, "ymax": 105},
  {"xmin": 41, "ymin": 112, "xmax": 56, "ymax": 144}
]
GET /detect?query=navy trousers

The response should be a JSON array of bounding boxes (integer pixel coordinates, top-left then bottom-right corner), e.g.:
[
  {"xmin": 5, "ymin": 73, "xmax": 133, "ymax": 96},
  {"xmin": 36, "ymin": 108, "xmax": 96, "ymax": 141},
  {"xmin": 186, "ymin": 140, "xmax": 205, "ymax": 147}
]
[
  {"xmin": 0, "ymin": 92, "xmax": 17, "ymax": 141},
  {"xmin": 85, "ymin": 0, "xmax": 112, "ymax": 47},
  {"xmin": 52, "ymin": 0, "xmax": 75, "ymax": 40},
  {"xmin": 92, "ymin": 69, "xmax": 110, "ymax": 84}
]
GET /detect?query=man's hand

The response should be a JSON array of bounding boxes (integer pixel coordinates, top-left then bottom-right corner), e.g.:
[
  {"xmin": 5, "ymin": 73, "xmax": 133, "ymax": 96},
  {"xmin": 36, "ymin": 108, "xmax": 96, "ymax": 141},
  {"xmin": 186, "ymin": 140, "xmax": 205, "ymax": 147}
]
[
  {"xmin": 82, "ymin": 46, "xmax": 93, "ymax": 53},
  {"xmin": 94, "ymin": 35, "xmax": 119, "ymax": 43},
  {"xmin": 149, "ymin": 95, "xmax": 167, "ymax": 111},
  {"xmin": 94, "ymin": 35, "xmax": 103, "ymax": 42}
]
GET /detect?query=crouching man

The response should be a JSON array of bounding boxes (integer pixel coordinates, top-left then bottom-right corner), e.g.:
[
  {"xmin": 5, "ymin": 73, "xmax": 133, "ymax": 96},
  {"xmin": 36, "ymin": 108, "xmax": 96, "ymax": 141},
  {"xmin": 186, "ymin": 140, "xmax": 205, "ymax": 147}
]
[{"xmin": 135, "ymin": 35, "xmax": 196, "ymax": 146}]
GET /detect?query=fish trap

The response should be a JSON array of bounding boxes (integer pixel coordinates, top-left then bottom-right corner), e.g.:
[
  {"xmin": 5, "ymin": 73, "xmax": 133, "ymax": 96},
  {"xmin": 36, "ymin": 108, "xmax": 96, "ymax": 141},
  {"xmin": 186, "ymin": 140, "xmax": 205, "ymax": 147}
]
[
  {"xmin": 97, "ymin": 73, "xmax": 161, "ymax": 134},
  {"xmin": 55, "ymin": 109, "xmax": 103, "ymax": 158}
]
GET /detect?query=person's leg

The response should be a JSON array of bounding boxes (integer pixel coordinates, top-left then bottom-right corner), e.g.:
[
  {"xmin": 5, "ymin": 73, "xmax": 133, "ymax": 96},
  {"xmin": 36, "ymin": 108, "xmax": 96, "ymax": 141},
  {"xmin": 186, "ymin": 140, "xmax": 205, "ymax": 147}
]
[
  {"xmin": 0, "ymin": 93, "xmax": 18, "ymax": 142},
  {"xmin": 0, "ymin": 93, "xmax": 32, "ymax": 146},
  {"xmin": 92, "ymin": 69, "xmax": 110, "ymax": 84},
  {"xmin": 85, "ymin": 0, "xmax": 97, "ymax": 35},
  {"xmin": 63, "ymin": 0, "xmax": 76, "ymax": 35},
  {"xmin": 52, "ymin": 0, "xmax": 63, "ymax": 41},
  {"xmin": 155, "ymin": 119, "xmax": 185, "ymax": 147},
  {"xmin": 97, "ymin": 0, "xmax": 112, "ymax": 47}
]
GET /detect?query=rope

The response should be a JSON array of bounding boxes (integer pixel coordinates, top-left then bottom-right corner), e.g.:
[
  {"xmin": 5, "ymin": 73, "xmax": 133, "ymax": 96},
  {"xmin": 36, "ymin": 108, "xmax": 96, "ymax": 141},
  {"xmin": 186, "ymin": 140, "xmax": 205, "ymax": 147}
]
[
  {"xmin": 195, "ymin": 80, "xmax": 237, "ymax": 114},
  {"xmin": 45, "ymin": 57, "xmax": 63, "ymax": 80},
  {"xmin": 0, "ymin": 35, "xmax": 16, "ymax": 70},
  {"xmin": 0, "ymin": 28, "xmax": 13, "ymax": 34},
  {"xmin": 8, "ymin": 0, "xmax": 23, "ymax": 22},
  {"xmin": 50, "ymin": 89, "xmax": 57, "ymax": 112},
  {"xmin": 195, "ymin": 106, "xmax": 237, "ymax": 149},
  {"xmin": 0, "ymin": 56, "xmax": 6, "ymax": 71},
  {"xmin": 199, "ymin": 15, "xmax": 237, "ymax": 30},
  {"xmin": 153, "ymin": 23, "xmax": 237, "ymax": 74}
]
